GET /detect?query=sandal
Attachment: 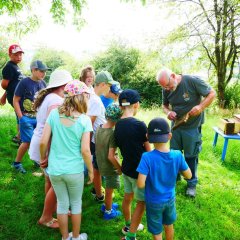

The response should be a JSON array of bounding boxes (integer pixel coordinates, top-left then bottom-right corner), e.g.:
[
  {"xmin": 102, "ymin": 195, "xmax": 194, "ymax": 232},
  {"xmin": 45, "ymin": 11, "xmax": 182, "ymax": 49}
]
[{"xmin": 38, "ymin": 218, "xmax": 59, "ymax": 229}]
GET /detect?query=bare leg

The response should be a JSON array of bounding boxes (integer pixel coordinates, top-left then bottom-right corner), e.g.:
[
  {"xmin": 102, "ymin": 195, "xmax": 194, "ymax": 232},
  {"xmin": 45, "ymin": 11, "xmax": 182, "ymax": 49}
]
[
  {"xmin": 122, "ymin": 192, "xmax": 134, "ymax": 222},
  {"xmin": 164, "ymin": 224, "xmax": 174, "ymax": 240},
  {"xmin": 45, "ymin": 175, "xmax": 52, "ymax": 194},
  {"xmin": 15, "ymin": 142, "xmax": 30, "ymax": 162},
  {"xmin": 129, "ymin": 201, "xmax": 145, "ymax": 233},
  {"xmin": 105, "ymin": 188, "xmax": 114, "ymax": 210},
  {"xmin": 38, "ymin": 186, "xmax": 58, "ymax": 227},
  {"xmin": 153, "ymin": 233, "xmax": 162, "ymax": 240},
  {"xmin": 58, "ymin": 214, "xmax": 69, "ymax": 239},
  {"xmin": 71, "ymin": 214, "xmax": 81, "ymax": 238},
  {"xmin": 93, "ymin": 168, "xmax": 102, "ymax": 197}
]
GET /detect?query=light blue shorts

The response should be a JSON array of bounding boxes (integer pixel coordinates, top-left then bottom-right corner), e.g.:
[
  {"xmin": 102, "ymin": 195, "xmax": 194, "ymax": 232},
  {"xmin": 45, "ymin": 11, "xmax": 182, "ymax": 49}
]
[{"xmin": 123, "ymin": 174, "xmax": 145, "ymax": 201}]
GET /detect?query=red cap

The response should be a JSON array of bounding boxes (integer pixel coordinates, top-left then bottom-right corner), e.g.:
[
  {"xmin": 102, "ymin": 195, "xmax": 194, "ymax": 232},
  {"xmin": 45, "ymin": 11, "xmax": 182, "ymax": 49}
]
[{"xmin": 8, "ymin": 44, "xmax": 24, "ymax": 54}]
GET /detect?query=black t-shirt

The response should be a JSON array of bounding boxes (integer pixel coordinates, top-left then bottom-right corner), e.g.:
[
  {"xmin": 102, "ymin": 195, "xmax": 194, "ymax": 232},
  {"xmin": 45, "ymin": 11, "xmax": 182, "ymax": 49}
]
[
  {"xmin": 2, "ymin": 61, "xmax": 24, "ymax": 106},
  {"xmin": 114, "ymin": 117, "xmax": 148, "ymax": 179}
]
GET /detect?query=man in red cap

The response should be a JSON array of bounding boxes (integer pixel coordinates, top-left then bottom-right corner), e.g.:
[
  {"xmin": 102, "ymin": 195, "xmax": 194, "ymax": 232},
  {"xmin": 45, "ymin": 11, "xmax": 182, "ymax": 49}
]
[{"xmin": 0, "ymin": 44, "xmax": 25, "ymax": 144}]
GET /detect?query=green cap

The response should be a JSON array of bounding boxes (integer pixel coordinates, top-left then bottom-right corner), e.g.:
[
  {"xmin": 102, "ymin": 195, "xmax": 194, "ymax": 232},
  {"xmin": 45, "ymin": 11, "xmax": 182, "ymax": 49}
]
[
  {"xmin": 95, "ymin": 71, "xmax": 118, "ymax": 85},
  {"xmin": 105, "ymin": 103, "xmax": 123, "ymax": 122}
]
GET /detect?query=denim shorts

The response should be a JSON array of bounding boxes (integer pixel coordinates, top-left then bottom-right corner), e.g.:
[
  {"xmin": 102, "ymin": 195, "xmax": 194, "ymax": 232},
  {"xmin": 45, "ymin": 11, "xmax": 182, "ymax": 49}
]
[
  {"xmin": 146, "ymin": 198, "xmax": 177, "ymax": 235},
  {"xmin": 19, "ymin": 115, "xmax": 37, "ymax": 143},
  {"xmin": 123, "ymin": 174, "xmax": 145, "ymax": 201}
]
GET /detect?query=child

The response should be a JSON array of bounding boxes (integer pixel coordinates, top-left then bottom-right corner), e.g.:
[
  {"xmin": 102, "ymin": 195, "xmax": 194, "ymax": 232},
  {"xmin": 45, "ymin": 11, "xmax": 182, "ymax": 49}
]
[
  {"xmin": 0, "ymin": 44, "xmax": 25, "ymax": 144},
  {"xmin": 88, "ymin": 70, "xmax": 118, "ymax": 202},
  {"xmin": 29, "ymin": 69, "xmax": 73, "ymax": 228},
  {"xmin": 95, "ymin": 103, "xmax": 122, "ymax": 220},
  {"xmin": 12, "ymin": 60, "xmax": 48, "ymax": 173},
  {"xmin": 100, "ymin": 83, "xmax": 122, "ymax": 108},
  {"xmin": 137, "ymin": 118, "xmax": 192, "ymax": 240},
  {"xmin": 40, "ymin": 80, "xmax": 93, "ymax": 240},
  {"xmin": 114, "ymin": 89, "xmax": 151, "ymax": 240},
  {"xmin": 79, "ymin": 65, "xmax": 95, "ymax": 94}
]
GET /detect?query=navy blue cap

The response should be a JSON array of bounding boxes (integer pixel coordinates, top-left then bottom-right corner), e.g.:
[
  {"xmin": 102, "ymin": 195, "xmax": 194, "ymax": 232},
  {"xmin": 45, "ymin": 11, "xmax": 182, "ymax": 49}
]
[
  {"xmin": 30, "ymin": 60, "xmax": 50, "ymax": 71},
  {"xmin": 110, "ymin": 84, "xmax": 122, "ymax": 95},
  {"xmin": 148, "ymin": 118, "xmax": 170, "ymax": 143},
  {"xmin": 119, "ymin": 89, "xmax": 140, "ymax": 106}
]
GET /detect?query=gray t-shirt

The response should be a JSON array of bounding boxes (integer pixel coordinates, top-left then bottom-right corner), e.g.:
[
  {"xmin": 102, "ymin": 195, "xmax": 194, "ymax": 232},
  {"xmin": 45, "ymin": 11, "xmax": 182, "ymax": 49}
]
[{"xmin": 162, "ymin": 75, "xmax": 211, "ymax": 129}]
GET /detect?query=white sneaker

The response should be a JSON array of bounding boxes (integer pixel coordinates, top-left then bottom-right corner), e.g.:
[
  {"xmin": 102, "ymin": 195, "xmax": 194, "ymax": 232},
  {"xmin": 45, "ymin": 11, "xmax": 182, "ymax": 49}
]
[
  {"xmin": 79, "ymin": 233, "xmax": 88, "ymax": 240},
  {"xmin": 137, "ymin": 223, "xmax": 144, "ymax": 231}
]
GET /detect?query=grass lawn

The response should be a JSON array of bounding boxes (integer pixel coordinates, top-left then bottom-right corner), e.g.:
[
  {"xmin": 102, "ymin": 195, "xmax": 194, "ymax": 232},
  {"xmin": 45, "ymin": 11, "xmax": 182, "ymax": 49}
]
[{"xmin": 0, "ymin": 105, "xmax": 240, "ymax": 240}]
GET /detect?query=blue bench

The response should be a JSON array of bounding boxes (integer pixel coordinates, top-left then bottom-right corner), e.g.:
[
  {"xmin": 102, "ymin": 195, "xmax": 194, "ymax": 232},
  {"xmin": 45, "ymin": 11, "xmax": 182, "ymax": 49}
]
[{"xmin": 212, "ymin": 126, "xmax": 240, "ymax": 161}]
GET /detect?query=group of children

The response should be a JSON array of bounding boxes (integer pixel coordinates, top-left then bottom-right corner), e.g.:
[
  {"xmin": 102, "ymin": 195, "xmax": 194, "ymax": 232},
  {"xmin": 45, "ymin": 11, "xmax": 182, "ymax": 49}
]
[{"xmin": 3, "ymin": 47, "xmax": 192, "ymax": 240}]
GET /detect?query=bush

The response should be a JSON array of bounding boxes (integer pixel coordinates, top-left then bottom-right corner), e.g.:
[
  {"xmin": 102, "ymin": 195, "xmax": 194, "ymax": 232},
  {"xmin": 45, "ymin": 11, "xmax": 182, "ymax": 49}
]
[{"xmin": 224, "ymin": 82, "xmax": 240, "ymax": 109}]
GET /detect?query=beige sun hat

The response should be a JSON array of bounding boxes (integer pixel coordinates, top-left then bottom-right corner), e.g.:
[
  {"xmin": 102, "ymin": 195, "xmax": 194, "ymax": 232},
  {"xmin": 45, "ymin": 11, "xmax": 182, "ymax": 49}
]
[{"xmin": 46, "ymin": 69, "xmax": 73, "ymax": 89}]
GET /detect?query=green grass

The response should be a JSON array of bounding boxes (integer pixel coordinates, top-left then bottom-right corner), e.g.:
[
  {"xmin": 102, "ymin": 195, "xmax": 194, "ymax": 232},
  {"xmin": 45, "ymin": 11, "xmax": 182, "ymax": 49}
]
[{"xmin": 0, "ymin": 106, "xmax": 240, "ymax": 240}]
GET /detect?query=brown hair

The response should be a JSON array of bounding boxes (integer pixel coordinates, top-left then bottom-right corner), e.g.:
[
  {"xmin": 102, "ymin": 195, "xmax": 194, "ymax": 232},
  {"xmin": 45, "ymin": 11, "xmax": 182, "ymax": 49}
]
[
  {"xmin": 58, "ymin": 94, "xmax": 88, "ymax": 117},
  {"xmin": 33, "ymin": 88, "xmax": 56, "ymax": 111},
  {"xmin": 79, "ymin": 65, "xmax": 95, "ymax": 83}
]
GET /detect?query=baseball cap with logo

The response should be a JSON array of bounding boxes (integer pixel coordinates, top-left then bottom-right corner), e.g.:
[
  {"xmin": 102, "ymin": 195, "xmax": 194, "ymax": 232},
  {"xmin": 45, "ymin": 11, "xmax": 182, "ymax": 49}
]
[
  {"xmin": 110, "ymin": 83, "xmax": 122, "ymax": 95},
  {"xmin": 148, "ymin": 118, "xmax": 170, "ymax": 143},
  {"xmin": 9, "ymin": 44, "xmax": 24, "ymax": 54},
  {"xmin": 119, "ymin": 89, "xmax": 140, "ymax": 106},
  {"xmin": 46, "ymin": 69, "xmax": 73, "ymax": 89},
  {"xmin": 95, "ymin": 71, "xmax": 118, "ymax": 85},
  {"xmin": 30, "ymin": 60, "xmax": 49, "ymax": 71}
]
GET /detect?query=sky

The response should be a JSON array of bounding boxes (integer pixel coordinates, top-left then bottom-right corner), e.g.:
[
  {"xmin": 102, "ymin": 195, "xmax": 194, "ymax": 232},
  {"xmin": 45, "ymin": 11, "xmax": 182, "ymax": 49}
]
[{"xmin": 16, "ymin": 0, "xmax": 176, "ymax": 62}]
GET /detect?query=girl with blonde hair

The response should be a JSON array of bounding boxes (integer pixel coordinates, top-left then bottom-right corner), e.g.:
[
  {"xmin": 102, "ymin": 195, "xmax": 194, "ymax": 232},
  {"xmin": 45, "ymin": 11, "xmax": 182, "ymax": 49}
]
[{"xmin": 40, "ymin": 80, "xmax": 93, "ymax": 240}]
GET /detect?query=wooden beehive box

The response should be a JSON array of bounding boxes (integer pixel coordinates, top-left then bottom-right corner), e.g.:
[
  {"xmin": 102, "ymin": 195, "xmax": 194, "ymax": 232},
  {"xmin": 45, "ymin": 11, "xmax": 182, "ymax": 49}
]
[{"xmin": 218, "ymin": 118, "xmax": 235, "ymax": 134}]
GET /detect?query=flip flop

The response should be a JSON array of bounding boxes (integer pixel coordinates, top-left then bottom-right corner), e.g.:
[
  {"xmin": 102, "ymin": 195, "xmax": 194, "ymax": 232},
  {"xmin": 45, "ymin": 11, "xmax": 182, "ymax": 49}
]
[{"xmin": 38, "ymin": 218, "xmax": 59, "ymax": 229}]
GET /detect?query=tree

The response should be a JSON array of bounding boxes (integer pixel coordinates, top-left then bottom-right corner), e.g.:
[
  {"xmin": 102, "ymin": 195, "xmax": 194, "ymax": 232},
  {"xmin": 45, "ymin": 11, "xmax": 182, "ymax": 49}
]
[{"xmin": 166, "ymin": 0, "xmax": 240, "ymax": 107}]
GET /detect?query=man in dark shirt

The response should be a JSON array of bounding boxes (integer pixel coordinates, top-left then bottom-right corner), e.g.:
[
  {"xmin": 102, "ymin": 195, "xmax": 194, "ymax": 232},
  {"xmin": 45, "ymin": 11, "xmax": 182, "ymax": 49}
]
[{"xmin": 1, "ymin": 44, "xmax": 25, "ymax": 143}]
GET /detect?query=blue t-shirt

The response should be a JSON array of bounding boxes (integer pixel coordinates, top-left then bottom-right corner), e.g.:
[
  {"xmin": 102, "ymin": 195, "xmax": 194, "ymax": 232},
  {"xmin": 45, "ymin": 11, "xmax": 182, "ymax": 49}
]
[
  {"xmin": 137, "ymin": 149, "xmax": 188, "ymax": 203},
  {"xmin": 2, "ymin": 61, "xmax": 25, "ymax": 106},
  {"xmin": 100, "ymin": 95, "xmax": 114, "ymax": 108},
  {"xmin": 46, "ymin": 109, "xmax": 93, "ymax": 175},
  {"xmin": 14, "ymin": 77, "xmax": 46, "ymax": 112}
]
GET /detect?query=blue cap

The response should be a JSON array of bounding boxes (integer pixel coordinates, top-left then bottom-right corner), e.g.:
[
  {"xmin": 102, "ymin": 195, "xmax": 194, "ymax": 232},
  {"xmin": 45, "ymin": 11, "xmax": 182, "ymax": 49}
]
[
  {"xmin": 30, "ymin": 60, "xmax": 50, "ymax": 71},
  {"xmin": 110, "ymin": 84, "xmax": 122, "ymax": 95}
]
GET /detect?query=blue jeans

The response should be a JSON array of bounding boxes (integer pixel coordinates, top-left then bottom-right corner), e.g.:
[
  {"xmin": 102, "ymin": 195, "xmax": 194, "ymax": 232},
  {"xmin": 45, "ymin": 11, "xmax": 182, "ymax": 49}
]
[{"xmin": 146, "ymin": 198, "xmax": 176, "ymax": 235}]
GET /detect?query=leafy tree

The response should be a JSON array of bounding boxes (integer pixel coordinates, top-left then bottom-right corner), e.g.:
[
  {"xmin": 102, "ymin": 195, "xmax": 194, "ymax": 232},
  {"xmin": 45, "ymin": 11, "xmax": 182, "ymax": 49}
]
[{"xmin": 165, "ymin": 0, "xmax": 240, "ymax": 107}]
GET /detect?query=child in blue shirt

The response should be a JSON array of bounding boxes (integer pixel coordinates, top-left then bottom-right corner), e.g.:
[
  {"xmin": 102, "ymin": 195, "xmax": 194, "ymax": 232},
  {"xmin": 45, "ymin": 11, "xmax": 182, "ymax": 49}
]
[
  {"xmin": 137, "ymin": 118, "xmax": 192, "ymax": 240},
  {"xmin": 12, "ymin": 60, "xmax": 47, "ymax": 173}
]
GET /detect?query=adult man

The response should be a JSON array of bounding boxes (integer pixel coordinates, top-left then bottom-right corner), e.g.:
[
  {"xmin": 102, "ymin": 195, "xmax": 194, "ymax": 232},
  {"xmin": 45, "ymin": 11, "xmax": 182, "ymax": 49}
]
[
  {"xmin": 0, "ymin": 44, "xmax": 25, "ymax": 144},
  {"xmin": 156, "ymin": 68, "xmax": 215, "ymax": 197}
]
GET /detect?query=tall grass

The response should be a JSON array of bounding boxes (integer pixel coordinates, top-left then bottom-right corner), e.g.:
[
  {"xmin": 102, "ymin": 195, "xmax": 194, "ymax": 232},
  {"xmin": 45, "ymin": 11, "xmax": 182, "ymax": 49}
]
[{"xmin": 0, "ymin": 105, "xmax": 240, "ymax": 240}]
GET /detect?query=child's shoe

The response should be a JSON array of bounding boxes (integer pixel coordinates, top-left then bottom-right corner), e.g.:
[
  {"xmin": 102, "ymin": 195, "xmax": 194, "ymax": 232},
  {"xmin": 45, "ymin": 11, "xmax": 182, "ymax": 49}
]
[
  {"xmin": 12, "ymin": 162, "xmax": 27, "ymax": 174},
  {"xmin": 94, "ymin": 194, "xmax": 105, "ymax": 203},
  {"xmin": 90, "ymin": 186, "xmax": 105, "ymax": 196},
  {"xmin": 100, "ymin": 202, "xmax": 119, "ymax": 212},
  {"xmin": 67, "ymin": 232, "xmax": 88, "ymax": 240},
  {"xmin": 103, "ymin": 208, "xmax": 121, "ymax": 220},
  {"xmin": 122, "ymin": 223, "xmax": 144, "ymax": 235}
]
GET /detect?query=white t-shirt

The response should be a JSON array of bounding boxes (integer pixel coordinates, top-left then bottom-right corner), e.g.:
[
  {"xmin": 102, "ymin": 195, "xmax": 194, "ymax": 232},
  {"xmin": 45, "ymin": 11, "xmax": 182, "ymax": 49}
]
[
  {"xmin": 28, "ymin": 93, "xmax": 63, "ymax": 163},
  {"xmin": 87, "ymin": 92, "xmax": 106, "ymax": 143}
]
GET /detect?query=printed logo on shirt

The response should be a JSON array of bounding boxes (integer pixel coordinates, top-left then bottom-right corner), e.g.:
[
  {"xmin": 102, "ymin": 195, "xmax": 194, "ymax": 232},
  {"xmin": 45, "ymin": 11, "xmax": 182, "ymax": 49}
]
[{"xmin": 183, "ymin": 92, "xmax": 190, "ymax": 101}]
